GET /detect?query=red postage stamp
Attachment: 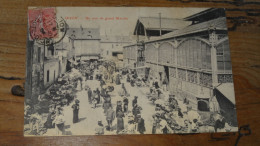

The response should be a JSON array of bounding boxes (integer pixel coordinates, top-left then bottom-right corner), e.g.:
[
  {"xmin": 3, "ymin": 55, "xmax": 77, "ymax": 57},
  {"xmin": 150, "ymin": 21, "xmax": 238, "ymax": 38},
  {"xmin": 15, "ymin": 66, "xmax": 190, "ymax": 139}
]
[{"xmin": 28, "ymin": 7, "xmax": 58, "ymax": 40}]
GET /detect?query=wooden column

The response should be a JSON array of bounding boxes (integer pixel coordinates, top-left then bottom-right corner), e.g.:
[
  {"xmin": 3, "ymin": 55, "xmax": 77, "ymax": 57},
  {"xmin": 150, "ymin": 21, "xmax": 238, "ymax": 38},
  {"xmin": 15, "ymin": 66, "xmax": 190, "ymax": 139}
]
[{"xmin": 209, "ymin": 30, "xmax": 218, "ymax": 85}]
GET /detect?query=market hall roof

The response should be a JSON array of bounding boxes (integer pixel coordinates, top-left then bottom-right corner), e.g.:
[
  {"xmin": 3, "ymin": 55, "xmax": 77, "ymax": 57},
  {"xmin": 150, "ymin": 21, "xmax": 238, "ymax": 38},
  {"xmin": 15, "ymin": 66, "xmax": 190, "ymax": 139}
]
[
  {"xmin": 146, "ymin": 17, "xmax": 227, "ymax": 43},
  {"xmin": 184, "ymin": 8, "xmax": 226, "ymax": 23},
  {"xmin": 66, "ymin": 27, "xmax": 100, "ymax": 40},
  {"xmin": 133, "ymin": 17, "xmax": 191, "ymax": 36}
]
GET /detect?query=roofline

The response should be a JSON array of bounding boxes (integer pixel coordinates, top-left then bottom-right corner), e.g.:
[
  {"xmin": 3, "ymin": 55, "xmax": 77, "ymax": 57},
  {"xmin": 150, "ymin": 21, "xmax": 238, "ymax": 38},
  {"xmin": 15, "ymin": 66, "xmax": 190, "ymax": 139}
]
[
  {"xmin": 184, "ymin": 8, "xmax": 221, "ymax": 21},
  {"xmin": 146, "ymin": 28, "xmax": 176, "ymax": 31},
  {"xmin": 76, "ymin": 54, "xmax": 100, "ymax": 56},
  {"xmin": 100, "ymin": 41, "xmax": 132, "ymax": 43},
  {"xmin": 123, "ymin": 44, "xmax": 138, "ymax": 48},
  {"xmin": 145, "ymin": 17, "xmax": 227, "ymax": 43},
  {"xmin": 145, "ymin": 28, "xmax": 226, "ymax": 44},
  {"xmin": 133, "ymin": 19, "xmax": 140, "ymax": 35},
  {"xmin": 138, "ymin": 16, "xmax": 184, "ymax": 20}
]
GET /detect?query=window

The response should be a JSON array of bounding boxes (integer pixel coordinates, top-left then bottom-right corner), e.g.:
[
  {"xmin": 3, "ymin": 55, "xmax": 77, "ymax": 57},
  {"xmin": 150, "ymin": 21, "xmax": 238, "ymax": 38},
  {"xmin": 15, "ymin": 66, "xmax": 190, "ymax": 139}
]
[
  {"xmin": 158, "ymin": 43, "xmax": 172, "ymax": 64},
  {"xmin": 48, "ymin": 44, "xmax": 54, "ymax": 56},
  {"xmin": 37, "ymin": 72, "xmax": 40, "ymax": 86},
  {"xmin": 47, "ymin": 70, "xmax": 49, "ymax": 82},
  {"xmin": 217, "ymin": 40, "xmax": 231, "ymax": 71},
  {"xmin": 112, "ymin": 52, "xmax": 117, "ymax": 57},
  {"xmin": 201, "ymin": 43, "xmax": 207, "ymax": 69},
  {"xmin": 38, "ymin": 47, "xmax": 41, "ymax": 63}
]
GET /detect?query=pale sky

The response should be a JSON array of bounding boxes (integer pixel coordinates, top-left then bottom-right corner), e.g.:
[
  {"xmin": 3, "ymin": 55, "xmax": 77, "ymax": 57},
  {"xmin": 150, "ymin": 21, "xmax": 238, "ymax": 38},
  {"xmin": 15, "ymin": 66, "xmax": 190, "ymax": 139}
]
[{"xmin": 57, "ymin": 7, "xmax": 208, "ymax": 36}]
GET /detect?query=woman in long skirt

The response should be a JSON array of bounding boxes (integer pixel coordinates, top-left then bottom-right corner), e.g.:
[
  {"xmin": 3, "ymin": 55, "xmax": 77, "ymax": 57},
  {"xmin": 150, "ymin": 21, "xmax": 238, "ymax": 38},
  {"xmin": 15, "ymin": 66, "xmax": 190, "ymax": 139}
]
[
  {"xmin": 115, "ymin": 74, "xmax": 121, "ymax": 85},
  {"xmin": 116, "ymin": 109, "xmax": 124, "ymax": 133},
  {"xmin": 76, "ymin": 79, "xmax": 81, "ymax": 91},
  {"xmin": 72, "ymin": 100, "xmax": 80, "ymax": 123},
  {"xmin": 53, "ymin": 107, "xmax": 65, "ymax": 135}
]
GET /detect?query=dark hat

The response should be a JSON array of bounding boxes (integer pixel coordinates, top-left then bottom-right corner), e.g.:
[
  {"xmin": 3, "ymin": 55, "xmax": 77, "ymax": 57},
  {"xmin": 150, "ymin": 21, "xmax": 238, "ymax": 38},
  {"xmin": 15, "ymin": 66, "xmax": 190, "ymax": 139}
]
[
  {"xmin": 75, "ymin": 99, "xmax": 80, "ymax": 103},
  {"xmin": 117, "ymin": 101, "xmax": 122, "ymax": 105},
  {"xmin": 98, "ymin": 120, "xmax": 103, "ymax": 126},
  {"xmin": 49, "ymin": 104, "xmax": 55, "ymax": 108},
  {"xmin": 57, "ymin": 106, "xmax": 63, "ymax": 111},
  {"xmin": 134, "ymin": 96, "xmax": 138, "ymax": 99},
  {"xmin": 169, "ymin": 94, "xmax": 175, "ymax": 98},
  {"xmin": 155, "ymin": 107, "xmax": 160, "ymax": 111},
  {"xmin": 155, "ymin": 113, "xmax": 160, "ymax": 117}
]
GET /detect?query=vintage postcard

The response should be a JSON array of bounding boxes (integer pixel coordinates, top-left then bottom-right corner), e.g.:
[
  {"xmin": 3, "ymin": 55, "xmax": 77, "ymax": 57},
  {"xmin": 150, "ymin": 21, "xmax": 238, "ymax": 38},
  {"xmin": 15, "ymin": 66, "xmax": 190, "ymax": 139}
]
[{"xmin": 24, "ymin": 7, "xmax": 238, "ymax": 136}]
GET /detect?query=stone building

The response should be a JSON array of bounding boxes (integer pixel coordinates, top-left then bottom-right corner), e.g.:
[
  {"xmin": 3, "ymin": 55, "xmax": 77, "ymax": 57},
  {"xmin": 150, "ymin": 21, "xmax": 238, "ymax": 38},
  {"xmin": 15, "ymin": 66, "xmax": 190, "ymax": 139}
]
[
  {"xmin": 67, "ymin": 27, "xmax": 101, "ymax": 61},
  {"xmin": 43, "ymin": 39, "xmax": 69, "ymax": 88},
  {"xmin": 25, "ymin": 41, "xmax": 44, "ymax": 104},
  {"xmin": 100, "ymin": 35, "xmax": 132, "ymax": 69}
]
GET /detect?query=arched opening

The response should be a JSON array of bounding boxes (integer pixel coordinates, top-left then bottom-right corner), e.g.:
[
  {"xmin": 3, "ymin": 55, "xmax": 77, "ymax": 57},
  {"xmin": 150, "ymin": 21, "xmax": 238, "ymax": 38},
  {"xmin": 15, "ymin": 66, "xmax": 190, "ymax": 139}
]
[
  {"xmin": 177, "ymin": 39, "xmax": 211, "ymax": 70},
  {"xmin": 197, "ymin": 98, "xmax": 210, "ymax": 111},
  {"xmin": 145, "ymin": 44, "xmax": 157, "ymax": 63},
  {"xmin": 158, "ymin": 42, "xmax": 173, "ymax": 64}
]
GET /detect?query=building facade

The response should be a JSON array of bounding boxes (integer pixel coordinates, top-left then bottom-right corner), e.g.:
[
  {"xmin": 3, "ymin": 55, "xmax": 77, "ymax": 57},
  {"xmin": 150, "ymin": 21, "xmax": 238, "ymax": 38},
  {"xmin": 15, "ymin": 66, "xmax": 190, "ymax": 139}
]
[
  {"xmin": 100, "ymin": 35, "xmax": 132, "ymax": 69},
  {"xmin": 123, "ymin": 8, "xmax": 237, "ymax": 125},
  {"xmin": 67, "ymin": 27, "xmax": 101, "ymax": 61},
  {"xmin": 26, "ymin": 27, "xmax": 75, "ymax": 103},
  {"xmin": 144, "ymin": 18, "xmax": 232, "ymax": 110},
  {"xmin": 25, "ymin": 41, "xmax": 45, "ymax": 103}
]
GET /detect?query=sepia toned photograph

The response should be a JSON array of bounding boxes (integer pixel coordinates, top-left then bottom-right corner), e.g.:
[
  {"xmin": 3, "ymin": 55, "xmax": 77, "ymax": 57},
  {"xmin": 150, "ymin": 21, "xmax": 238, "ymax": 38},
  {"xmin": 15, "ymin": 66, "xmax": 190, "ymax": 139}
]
[{"xmin": 24, "ymin": 7, "xmax": 238, "ymax": 136}]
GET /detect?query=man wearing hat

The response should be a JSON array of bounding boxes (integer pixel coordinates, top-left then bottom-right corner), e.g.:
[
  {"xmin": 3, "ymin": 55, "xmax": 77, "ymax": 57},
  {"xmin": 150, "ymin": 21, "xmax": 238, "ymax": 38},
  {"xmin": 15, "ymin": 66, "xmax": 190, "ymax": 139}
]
[
  {"xmin": 95, "ymin": 120, "xmax": 104, "ymax": 135},
  {"xmin": 87, "ymin": 88, "xmax": 92, "ymax": 104},
  {"xmin": 132, "ymin": 104, "xmax": 141, "ymax": 122},
  {"xmin": 105, "ymin": 106, "xmax": 115, "ymax": 131},
  {"xmin": 132, "ymin": 96, "xmax": 138, "ymax": 108},
  {"xmin": 116, "ymin": 108, "xmax": 125, "ymax": 134},
  {"xmin": 137, "ymin": 114, "xmax": 146, "ymax": 134},
  {"xmin": 116, "ymin": 101, "xmax": 123, "ymax": 116},
  {"xmin": 123, "ymin": 96, "xmax": 129, "ymax": 113},
  {"xmin": 152, "ymin": 113, "xmax": 161, "ymax": 134},
  {"xmin": 103, "ymin": 94, "xmax": 112, "ymax": 113}
]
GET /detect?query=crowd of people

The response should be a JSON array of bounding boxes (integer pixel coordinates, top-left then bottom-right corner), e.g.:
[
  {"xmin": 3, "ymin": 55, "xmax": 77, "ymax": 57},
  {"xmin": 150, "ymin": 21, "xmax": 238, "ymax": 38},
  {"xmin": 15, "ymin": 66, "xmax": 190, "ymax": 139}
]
[
  {"xmin": 24, "ymin": 67, "xmax": 82, "ymax": 135},
  {"xmin": 24, "ymin": 59, "xmax": 235, "ymax": 136}
]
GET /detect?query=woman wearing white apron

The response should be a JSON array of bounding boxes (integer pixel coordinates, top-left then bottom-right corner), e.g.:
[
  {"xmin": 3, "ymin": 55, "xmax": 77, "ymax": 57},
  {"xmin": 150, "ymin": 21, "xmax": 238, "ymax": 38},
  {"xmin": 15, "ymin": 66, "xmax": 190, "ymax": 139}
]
[{"xmin": 53, "ymin": 108, "xmax": 65, "ymax": 135}]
